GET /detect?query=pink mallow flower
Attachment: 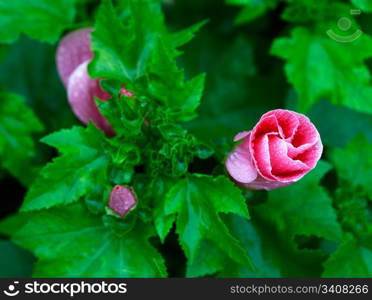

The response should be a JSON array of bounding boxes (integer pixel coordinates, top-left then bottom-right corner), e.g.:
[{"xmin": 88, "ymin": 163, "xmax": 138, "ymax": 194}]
[
  {"xmin": 225, "ymin": 109, "xmax": 323, "ymax": 190},
  {"xmin": 56, "ymin": 27, "xmax": 114, "ymax": 136},
  {"xmin": 108, "ymin": 185, "xmax": 137, "ymax": 217}
]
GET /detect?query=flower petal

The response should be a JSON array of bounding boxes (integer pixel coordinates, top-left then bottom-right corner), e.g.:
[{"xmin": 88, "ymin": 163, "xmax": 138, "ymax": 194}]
[
  {"xmin": 294, "ymin": 139, "xmax": 323, "ymax": 169},
  {"xmin": 251, "ymin": 133, "xmax": 276, "ymax": 180},
  {"xmin": 291, "ymin": 113, "xmax": 319, "ymax": 147},
  {"xmin": 233, "ymin": 131, "xmax": 251, "ymax": 142},
  {"xmin": 226, "ymin": 136, "xmax": 258, "ymax": 183},
  {"xmin": 241, "ymin": 174, "xmax": 292, "ymax": 190},
  {"xmin": 266, "ymin": 109, "xmax": 300, "ymax": 141},
  {"xmin": 227, "ymin": 109, "xmax": 323, "ymax": 191},
  {"xmin": 109, "ymin": 185, "xmax": 137, "ymax": 217},
  {"xmin": 67, "ymin": 61, "xmax": 114, "ymax": 136},
  {"xmin": 268, "ymin": 135, "xmax": 309, "ymax": 181},
  {"xmin": 252, "ymin": 114, "xmax": 281, "ymax": 137},
  {"xmin": 56, "ymin": 27, "xmax": 93, "ymax": 86}
]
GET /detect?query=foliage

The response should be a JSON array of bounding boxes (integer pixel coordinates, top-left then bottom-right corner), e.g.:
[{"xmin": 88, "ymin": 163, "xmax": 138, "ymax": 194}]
[
  {"xmin": 0, "ymin": 0, "xmax": 77, "ymax": 44},
  {"xmin": 0, "ymin": 0, "xmax": 371, "ymax": 278},
  {"xmin": 0, "ymin": 91, "xmax": 43, "ymax": 185}
]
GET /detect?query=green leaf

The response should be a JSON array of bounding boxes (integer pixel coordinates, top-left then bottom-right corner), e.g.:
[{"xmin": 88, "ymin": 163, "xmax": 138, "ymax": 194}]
[
  {"xmin": 226, "ymin": 0, "xmax": 279, "ymax": 24},
  {"xmin": 1, "ymin": 204, "xmax": 167, "ymax": 277},
  {"xmin": 255, "ymin": 161, "xmax": 343, "ymax": 242},
  {"xmin": 323, "ymin": 235, "xmax": 372, "ymax": 277},
  {"xmin": 155, "ymin": 174, "xmax": 253, "ymax": 271},
  {"xmin": 89, "ymin": 0, "xmax": 161, "ymax": 81},
  {"xmin": 90, "ymin": 0, "xmax": 206, "ymax": 122},
  {"xmin": 351, "ymin": 0, "xmax": 372, "ymax": 12},
  {"xmin": 0, "ymin": 0, "xmax": 76, "ymax": 44},
  {"xmin": 330, "ymin": 135, "xmax": 372, "ymax": 199},
  {"xmin": 225, "ymin": 215, "xmax": 326, "ymax": 277},
  {"xmin": 91, "ymin": 0, "xmax": 206, "ymax": 82},
  {"xmin": 169, "ymin": 20, "xmax": 208, "ymax": 53},
  {"xmin": 212, "ymin": 215, "xmax": 325, "ymax": 277},
  {"xmin": 334, "ymin": 187, "xmax": 371, "ymax": 239},
  {"xmin": 184, "ymin": 35, "xmax": 284, "ymax": 155},
  {"xmin": 153, "ymin": 176, "xmax": 179, "ymax": 243},
  {"xmin": 184, "ymin": 240, "xmax": 224, "ymax": 277},
  {"xmin": 0, "ymin": 91, "xmax": 43, "ymax": 185},
  {"xmin": 21, "ymin": 125, "xmax": 109, "ymax": 211},
  {"xmin": 187, "ymin": 215, "xmax": 325, "ymax": 277},
  {"xmin": 147, "ymin": 39, "xmax": 206, "ymax": 122},
  {"xmin": 271, "ymin": 27, "xmax": 372, "ymax": 114}
]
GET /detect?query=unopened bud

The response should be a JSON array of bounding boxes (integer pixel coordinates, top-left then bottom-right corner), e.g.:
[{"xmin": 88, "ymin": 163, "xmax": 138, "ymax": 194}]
[
  {"xmin": 108, "ymin": 185, "xmax": 137, "ymax": 217},
  {"xmin": 119, "ymin": 85, "xmax": 134, "ymax": 98}
]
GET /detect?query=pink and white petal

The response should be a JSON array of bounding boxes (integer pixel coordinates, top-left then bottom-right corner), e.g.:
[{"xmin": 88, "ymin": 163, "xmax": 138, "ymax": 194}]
[
  {"xmin": 291, "ymin": 114, "xmax": 319, "ymax": 147},
  {"xmin": 271, "ymin": 109, "xmax": 300, "ymax": 141},
  {"xmin": 226, "ymin": 137, "xmax": 258, "ymax": 183},
  {"xmin": 295, "ymin": 139, "xmax": 323, "ymax": 169},
  {"xmin": 233, "ymin": 131, "xmax": 251, "ymax": 142},
  {"xmin": 56, "ymin": 27, "xmax": 93, "ymax": 86},
  {"xmin": 241, "ymin": 174, "xmax": 292, "ymax": 191},
  {"xmin": 67, "ymin": 61, "xmax": 114, "ymax": 136},
  {"xmin": 269, "ymin": 135, "xmax": 309, "ymax": 178},
  {"xmin": 250, "ymin": 133, "xmax": 275, "ymax": 180},
  {"xmin": 272, "ymin": 169, "xmax": 309, "ymax": 182},
  {"xmin": 251, "ymin": 115, "xmax": 281, "ymax": 137},
  {"xmin": 286, "ymin": 141, "xmax": 317, "ymax": 158}
]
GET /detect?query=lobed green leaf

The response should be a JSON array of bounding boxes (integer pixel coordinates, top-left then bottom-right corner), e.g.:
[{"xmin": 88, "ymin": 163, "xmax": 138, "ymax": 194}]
[
  {"xmin": 0, "ymin": 91, "xmax": 43, "ymax": 185},
  {"xmin": 0, "ymin": 0, "xmax": 76, "ymax": 44},
  {"xmin": 21, "ymin": 125, "xmax": 109, "ymax": 211}
]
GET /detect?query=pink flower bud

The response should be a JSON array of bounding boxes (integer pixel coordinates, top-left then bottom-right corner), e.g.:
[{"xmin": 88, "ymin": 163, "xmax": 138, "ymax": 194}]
[
  {"xmin": 108, "ymin": 185, "xmax": 137, "ymax": 217},
  {"xmin": 119, "ymin": 85, "xmax": 134, "ymax": 98},
  {"xmin": 67, "ymin": 61, "xmax": 114, "ymax": 136},
  {"xmin": 56, "ymin": 27, "xmax": 114, "ymax": 136},
  {"xmin": 225, "ymin": 109, "xmax": 323, "ymax": 190},
  {"xmin": 56, "ymin": 28, "xmax": 93, "ymax": 87}
]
